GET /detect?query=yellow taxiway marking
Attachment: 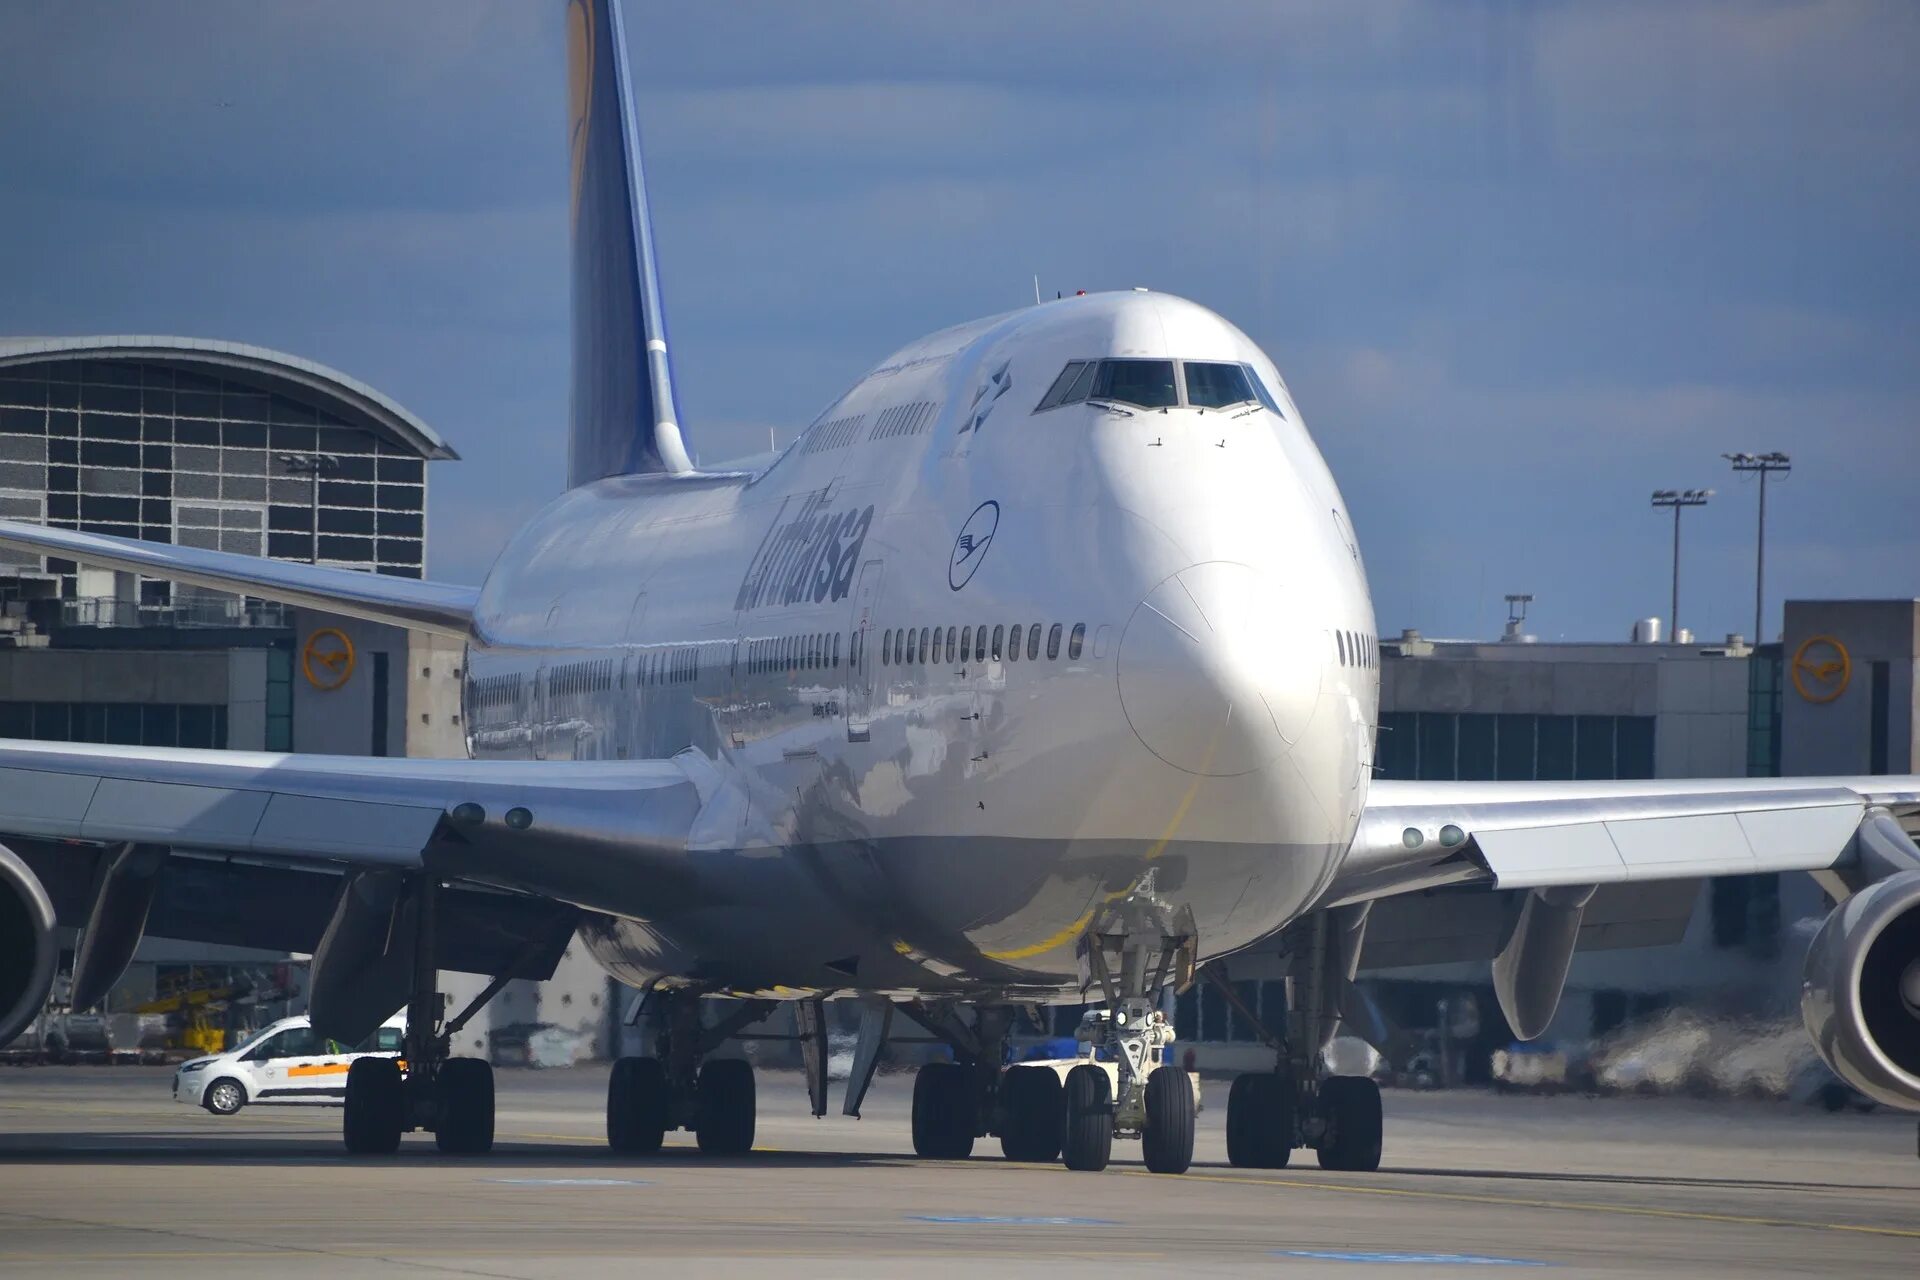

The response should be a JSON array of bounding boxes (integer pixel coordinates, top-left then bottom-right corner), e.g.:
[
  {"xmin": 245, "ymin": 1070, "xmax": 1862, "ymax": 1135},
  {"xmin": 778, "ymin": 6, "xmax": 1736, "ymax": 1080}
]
[{"xmin": 1120, "ymin": 1168, "xmax": 1920, "ymax": 1241}]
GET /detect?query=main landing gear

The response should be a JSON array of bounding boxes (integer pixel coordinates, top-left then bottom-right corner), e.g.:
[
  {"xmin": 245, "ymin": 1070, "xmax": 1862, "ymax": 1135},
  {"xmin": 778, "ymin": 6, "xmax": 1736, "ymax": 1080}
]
[
  {"xmin": 341, "ymin": 876, "xmax": 501, "ymax": 1156},
  {"xmin": 1222, "ymin": 904, "xmax": 1385, "ymax": 1172},
  {"xmin": 606, "ymin": 990, "xmax": 774, "ymax": 1156}
]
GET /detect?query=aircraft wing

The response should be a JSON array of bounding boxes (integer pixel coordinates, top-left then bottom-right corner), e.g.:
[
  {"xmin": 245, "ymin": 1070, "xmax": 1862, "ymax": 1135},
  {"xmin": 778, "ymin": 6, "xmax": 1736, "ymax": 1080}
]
[
  {"xmin": 0, "ymin": 737, "xmax": 716, "ymax": 1046},
  {"xmin": 1332, "ymin": 775, "xmax": 1920, "ymax": 906},
  {"xmin": 1322, "ymin": 775, "xmax": 1920, "ymax": 1041},
  {"xmin": 0, "ymin": 738, "xmax": 700, "ymax": 868},
  {"xmin": 0, "ymin": 518, "xmax": 476, "ymax": 639}
]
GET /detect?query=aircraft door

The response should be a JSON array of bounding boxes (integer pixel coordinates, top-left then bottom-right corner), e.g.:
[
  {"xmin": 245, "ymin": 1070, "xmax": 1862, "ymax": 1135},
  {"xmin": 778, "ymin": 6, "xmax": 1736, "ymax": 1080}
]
[{"xmin": 844, "ymin": 559, "xmax": 883, "ymax": 742}]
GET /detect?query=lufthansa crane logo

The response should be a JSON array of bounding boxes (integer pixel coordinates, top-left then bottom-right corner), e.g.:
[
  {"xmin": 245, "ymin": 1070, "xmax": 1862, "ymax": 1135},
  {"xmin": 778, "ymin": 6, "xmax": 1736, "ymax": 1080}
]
[
  {"xmin": 302, "ymin": 628, "xmax": 356, "ymax": 692},
  {"xmin": 949, "ymin": 501, "xmax": 999, "ymax": 591},
  {"xmin": 1791, "ymin": 634, "xmax": 1850, "ymax": 704}
]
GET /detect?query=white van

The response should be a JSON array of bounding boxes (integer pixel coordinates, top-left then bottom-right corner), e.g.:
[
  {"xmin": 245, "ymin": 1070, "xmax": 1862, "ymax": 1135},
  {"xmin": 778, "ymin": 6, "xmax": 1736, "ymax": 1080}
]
[{"xmin": 173, "ymin": 1015, "xmax": 405, "ymax": 1115}]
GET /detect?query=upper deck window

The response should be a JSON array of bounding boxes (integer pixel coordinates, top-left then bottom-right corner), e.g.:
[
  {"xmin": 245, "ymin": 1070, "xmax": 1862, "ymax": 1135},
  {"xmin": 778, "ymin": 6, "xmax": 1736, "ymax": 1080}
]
[{"xmin": 1183, "ymin": 362, "xmax": 1256, "ymax": 409}]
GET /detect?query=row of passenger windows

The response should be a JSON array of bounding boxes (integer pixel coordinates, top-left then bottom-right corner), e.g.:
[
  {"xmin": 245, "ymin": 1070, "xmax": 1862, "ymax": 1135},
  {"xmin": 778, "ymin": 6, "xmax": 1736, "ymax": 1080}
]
[
  {"xmin": 1035, "ymin": 359, "xmax": 1285, "ymax": 415},
  {"xmin": 881, "ymin": 621, "xmax": 1085, "ymax": 667},
  {"xmin": 550, "ymin": 658, "xmax": 615, "ymax": 699},
  {"xmin": 1337, "ymin": 630, "xmax": 1375, "ymax": 669},
  {"xmin": 746, "ymin": 633, "xmax": 841, "ymax": 675}
]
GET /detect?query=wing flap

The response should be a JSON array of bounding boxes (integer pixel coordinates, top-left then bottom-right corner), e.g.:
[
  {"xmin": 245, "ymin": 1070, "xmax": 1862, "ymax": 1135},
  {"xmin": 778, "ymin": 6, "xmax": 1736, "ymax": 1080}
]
[
  {"xmin": 1339, "ymin": 775, "xmax": 1920, "ymax": 903},
  {"xmin": 1470, "ymin": 797, "xmax": 1864, "ymax": 890}
]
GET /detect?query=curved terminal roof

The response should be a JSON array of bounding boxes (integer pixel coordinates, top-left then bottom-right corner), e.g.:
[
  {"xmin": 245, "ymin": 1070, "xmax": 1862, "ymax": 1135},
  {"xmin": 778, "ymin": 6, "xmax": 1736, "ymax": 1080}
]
[{"xmin": 0, "ymin": 335, "xmax": 458, "ymax": 461}]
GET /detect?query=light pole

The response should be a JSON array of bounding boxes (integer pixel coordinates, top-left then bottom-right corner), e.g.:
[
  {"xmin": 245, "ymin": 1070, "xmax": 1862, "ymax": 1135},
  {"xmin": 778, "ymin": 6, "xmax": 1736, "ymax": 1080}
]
[
  {"xmin": 1650, "ymin": 488, "xmax": 1712, "ymax": 642},
  {"xmin": 277, "ymin": 453, "xmax": 339, "ymax": 563},
  {"xmin": 1723, "ymin": 452, "xmax": 1790, "ymax": 643}
]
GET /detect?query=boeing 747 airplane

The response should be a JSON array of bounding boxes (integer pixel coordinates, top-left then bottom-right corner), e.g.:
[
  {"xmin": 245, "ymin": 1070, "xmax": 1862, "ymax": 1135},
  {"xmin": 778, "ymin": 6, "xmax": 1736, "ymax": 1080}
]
[{"xmin": 0, "ymin": 0, "xmax": 1915, "ymax": 1175}]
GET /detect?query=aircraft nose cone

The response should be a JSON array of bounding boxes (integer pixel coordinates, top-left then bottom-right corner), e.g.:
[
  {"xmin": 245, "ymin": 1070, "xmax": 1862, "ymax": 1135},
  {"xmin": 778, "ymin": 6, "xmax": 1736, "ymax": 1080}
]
[{"xmin": 1117, "ymin": 562, "xmax": 1323, "ymax": 777}]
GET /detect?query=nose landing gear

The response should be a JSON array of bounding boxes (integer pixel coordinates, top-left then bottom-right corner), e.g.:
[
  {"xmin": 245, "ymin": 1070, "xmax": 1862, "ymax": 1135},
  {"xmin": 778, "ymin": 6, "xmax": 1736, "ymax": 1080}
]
[{"xmin": 1061, "ymin": 883, "xmax": 1199, "ymax": 1173}]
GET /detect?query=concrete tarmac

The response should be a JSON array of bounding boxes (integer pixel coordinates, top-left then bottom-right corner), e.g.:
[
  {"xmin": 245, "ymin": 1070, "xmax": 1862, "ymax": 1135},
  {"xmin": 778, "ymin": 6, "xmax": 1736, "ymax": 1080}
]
[{"xmin": 1, "ymin": 1065, "xmax": 1915, "ymax": 1277}]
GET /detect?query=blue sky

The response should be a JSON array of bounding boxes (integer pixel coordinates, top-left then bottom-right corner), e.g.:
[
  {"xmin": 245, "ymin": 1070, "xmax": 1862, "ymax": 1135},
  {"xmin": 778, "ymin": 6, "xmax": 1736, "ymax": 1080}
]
[{"xmin": 2, "ymin": 1, "xmax": 1915, "ymax": 642}]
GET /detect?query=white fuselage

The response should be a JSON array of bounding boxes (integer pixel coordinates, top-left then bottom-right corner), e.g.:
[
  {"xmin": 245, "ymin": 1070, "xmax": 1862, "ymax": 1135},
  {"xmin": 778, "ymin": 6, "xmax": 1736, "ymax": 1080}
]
[{"xmin": 463, "ymin": 292, "xmax": 1379, "ymax": 999}]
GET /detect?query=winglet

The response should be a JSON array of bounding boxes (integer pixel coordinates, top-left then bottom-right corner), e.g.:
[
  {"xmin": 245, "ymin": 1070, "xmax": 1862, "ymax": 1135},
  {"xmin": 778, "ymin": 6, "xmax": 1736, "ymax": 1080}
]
[{"xmin": 566, "ymin": 0, "xmax": 693, "ymax": 483}]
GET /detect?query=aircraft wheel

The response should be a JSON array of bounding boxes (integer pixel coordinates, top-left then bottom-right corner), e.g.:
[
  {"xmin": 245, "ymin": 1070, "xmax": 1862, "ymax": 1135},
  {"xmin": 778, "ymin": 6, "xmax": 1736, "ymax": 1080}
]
[
  {"xmin": 1316, "ymin": 1075, "xmax": 1382, "ymax": 1172},
  {"xmin": 607, "ymin": 1056, "xmax": 669, "ymax": 1154},
  {"xmin": 1142, "ymin": 1064, "xmax": 1195, "ymax": 1174},
  {"xmin": 998, "ymin": 1064, "xmax": 1063, "ymax": 1162},
  {"xmin": 202, "ymin": 1077, "xmax": 246, "ymax": 1116},
  {"xmin": 1060, "ymin": 1063, "xmax": 1113, "ymax": 1172},
  {"xmin": 435, "ymin": 1057, "xmax": 495, "ymax": 1155},
  {"xmin": 1226, "ymin": 1070, "xmax": 1293, "ymax": 1169},
  {"xmin": 695, "ymin": 1058, "xmax": 755, "ymax": 1155},
  {"xmin": 343, "ymin": 1057, "xmax": 404, "ymax": 1155},
  {"xmin": 911, "ymin": 1061, "xmax": 975, "ymax": 1159}
]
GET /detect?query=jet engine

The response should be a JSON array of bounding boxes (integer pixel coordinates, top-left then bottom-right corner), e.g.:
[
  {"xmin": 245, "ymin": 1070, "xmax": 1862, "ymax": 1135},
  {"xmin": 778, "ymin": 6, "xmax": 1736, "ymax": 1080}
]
[
  {"xmin": 1801, "ymin": 869, "xmax": 1920, "ymax": 1110},
  {"xmin": 0, "ymin": 842, "xmax": 58, "ymax": 1049}
]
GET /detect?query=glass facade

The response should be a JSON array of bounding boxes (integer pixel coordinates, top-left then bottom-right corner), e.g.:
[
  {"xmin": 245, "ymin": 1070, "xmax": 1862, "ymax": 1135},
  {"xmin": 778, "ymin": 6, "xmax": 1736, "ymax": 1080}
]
[
  {"xmin": 1745, "ymin": 644, "xmax": 1782, "ymax": 778},
  {"xmin": 1375, "ymin": 711, "xmax": 1655, "ymax": 781},
  {"xmin": 0, "ymin": 700, "xmax": 228, "ymax": 748},
  {"xmin": 0, "ymin": 357, "xmax": 427, "ymax": 596}
]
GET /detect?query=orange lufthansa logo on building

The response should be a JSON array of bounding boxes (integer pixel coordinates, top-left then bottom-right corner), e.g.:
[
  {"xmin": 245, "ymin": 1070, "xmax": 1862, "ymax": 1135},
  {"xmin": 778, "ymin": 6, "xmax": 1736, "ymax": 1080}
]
[
  {"xmin": 1791, "ymin": 635, "xmax": 1850, "ymax": 703},
  {"xmin": 302, "ymin": 628, "xmax": 356, "ymax": 692}
]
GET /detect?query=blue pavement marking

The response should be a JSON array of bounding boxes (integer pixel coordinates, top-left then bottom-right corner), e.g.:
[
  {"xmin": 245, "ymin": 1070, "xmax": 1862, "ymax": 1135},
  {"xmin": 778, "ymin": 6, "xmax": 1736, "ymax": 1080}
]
[
  {"xmin": 1275, "ymin": 1251, "xmax": 1549, "ymax": 1266},
  {"xmin": 909, "ymin": 1215, "xmax": 1118, "ymax": 1226},
  {"xmin": 484, "ymin": 1177, "xmax": 654, "ymax": 1187}
]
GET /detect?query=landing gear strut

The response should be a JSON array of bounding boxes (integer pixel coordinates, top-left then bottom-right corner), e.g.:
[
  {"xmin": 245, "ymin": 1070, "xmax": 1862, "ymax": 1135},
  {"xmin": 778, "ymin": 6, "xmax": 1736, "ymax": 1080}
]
[
  {"xmin": 341, "ymin": 875, "xmax": 500, "ymax": 1155},
  {"xmin": 896, "ymin": 1001, "xmax": 1017, "ymax": 1161},
  {"xmin": 1222, "ymin": 904, "xmax": 1383, "ymax": 1172},
  {"xmin": 1063, "ymin": 885, "xmax": 1198, "ymax": 1173},
  {"xmin": 605, "ymin": 990, "xmax": 773, "ymax": 1156}
]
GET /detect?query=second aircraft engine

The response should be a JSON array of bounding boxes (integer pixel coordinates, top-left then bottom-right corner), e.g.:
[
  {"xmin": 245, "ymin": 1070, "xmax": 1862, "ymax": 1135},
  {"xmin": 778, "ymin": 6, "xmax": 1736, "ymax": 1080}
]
[
  {"xmin": 1801, "ymin": 868, "xmax": 1920, "ymax": 1109},
  {"xmin": 0, "ymin": 842, "xmax": 58, "ymax": 1049}
]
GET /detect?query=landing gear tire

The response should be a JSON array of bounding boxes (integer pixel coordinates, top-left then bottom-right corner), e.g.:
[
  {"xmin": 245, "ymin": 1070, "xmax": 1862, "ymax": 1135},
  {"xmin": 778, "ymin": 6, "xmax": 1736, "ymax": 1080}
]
[
  {"xmin": 607, "ymin": 1056, "xmax": 670, "ymax": 1154},
  {"xmin": 1141, "ymin": 1065, "xmax": 1195, "ymax": 1175},
  {"xmin": 695, "ymin": 1057, "xmax": 755, "ymax": 1155},
  {"xmin": 435, "ymin": 1057, "xmax": 495, "ymax": 1155},
  {"xmin": 202, "ymin": 1077, "xmax": 246, "ymax": 1116},
  {"xmin": 343, "ymin": 1057, "xmax": 404, "ymax": 1155},
  {"xmin": 1061, "ymin": 1063, "xmax": 1113, "ymax": 1173},
  {"xmin": 1226, "ymin": 1070, "xmax": 1294, "ymax": 1169},
  {"xmin": 911, "ymin": 1061, "xmax": 976, "ymax": 1160},
  {"xmin": 998, "ymin": 1064, "xmax": 1063, "ymax": 1163},
  {"xmin": 1316, "ymin": 1075, "xmax": 1382, "ymax": 1172}
]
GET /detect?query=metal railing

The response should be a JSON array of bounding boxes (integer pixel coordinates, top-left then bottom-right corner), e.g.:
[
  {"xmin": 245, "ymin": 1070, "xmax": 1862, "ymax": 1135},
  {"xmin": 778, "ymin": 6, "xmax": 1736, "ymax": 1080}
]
[{"xmin": 58, "ymin": 596, "xmax": 290, "ymax": 629}]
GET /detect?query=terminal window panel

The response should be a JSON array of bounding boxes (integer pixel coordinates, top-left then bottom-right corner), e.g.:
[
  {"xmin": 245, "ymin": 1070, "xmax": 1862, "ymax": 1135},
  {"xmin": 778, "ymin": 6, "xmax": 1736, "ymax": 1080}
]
[
  {"xmin": 0, "ymin": 701, "xmax": 228, "ymax": 748},
  {"xmin": 0, "ymin": 362, "xmax": 426, "ymax": 595},
  {"xmin": 1375, "ymin": 711, "xmax": 1656, "ymax": 782}
]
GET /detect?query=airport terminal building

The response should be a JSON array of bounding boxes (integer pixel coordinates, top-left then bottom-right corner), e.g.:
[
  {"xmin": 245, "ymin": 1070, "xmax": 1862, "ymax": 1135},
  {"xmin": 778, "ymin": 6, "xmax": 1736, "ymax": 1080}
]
[{"xmin": 0, "ymin": 337, "xmax": 467, "ymax": 1044}]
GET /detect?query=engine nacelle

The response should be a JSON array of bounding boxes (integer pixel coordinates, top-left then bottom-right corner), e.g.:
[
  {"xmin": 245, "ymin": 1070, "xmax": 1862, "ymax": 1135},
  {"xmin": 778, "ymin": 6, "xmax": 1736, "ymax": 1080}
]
[
  {"xmin": 0, "ymin": 842, "xmax": 58, "ymax": 1049},
  {"xmin": 1801, "ymin": 869, "xmax": 1920, "ymax": 1110}
]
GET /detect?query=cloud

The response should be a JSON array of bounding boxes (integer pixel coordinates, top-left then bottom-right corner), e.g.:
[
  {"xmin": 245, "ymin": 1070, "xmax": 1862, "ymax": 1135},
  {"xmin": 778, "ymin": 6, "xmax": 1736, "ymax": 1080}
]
[{"xmin": 0, "ymin": 0, "xmax": 1914, "ymax": 644}]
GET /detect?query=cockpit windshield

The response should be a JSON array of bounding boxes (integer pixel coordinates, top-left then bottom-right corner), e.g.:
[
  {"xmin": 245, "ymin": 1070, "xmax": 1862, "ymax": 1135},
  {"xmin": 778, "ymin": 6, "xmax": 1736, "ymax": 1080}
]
[
  {"xmin": 1182, "ymin": 361, "xmax": 1256, "ymax": 409},
  {"xmin": 1090, "ymin": 359, "xmax": 1178, "ymax": 409},
  {"xmin": 1034, "ymin": 358, "xmax": 1285, "ymax": 416}
]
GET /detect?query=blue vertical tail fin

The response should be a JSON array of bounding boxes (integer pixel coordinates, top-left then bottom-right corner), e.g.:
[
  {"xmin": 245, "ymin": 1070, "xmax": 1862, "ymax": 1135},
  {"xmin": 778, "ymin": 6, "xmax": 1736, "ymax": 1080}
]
[{"xmin": 565, "ymin": 0, "xmax": 692, "ymax": 483}]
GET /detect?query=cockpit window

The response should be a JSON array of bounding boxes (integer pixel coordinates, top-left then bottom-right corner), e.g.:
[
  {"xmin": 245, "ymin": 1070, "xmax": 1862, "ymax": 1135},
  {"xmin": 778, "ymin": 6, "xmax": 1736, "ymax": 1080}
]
[
  {"xmin": 1064, "ymin": 360, "xmax": 1100, "ymax": 404},
  {"xmin": 1183, "ymin": 362, "xmax": 1256, "ymax": 409},
  {"xmin": 1090, "ymin": 359, "xmax": 1178, "ymax": 409},
  {"xmin": 1035, "ymin": 358, "xmax": 1284, "ymax": 417},
  {"xmin": 1036, "ymin": 361, "xmax": 1089, "ymax": 412}
]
